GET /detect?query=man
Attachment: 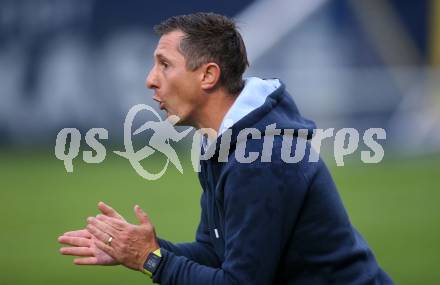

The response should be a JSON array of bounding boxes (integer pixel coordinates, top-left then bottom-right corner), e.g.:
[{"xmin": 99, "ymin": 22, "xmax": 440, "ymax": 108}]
[{"xmin": 58, "ymin": 12, "xmax": 394, "ymax": 284}]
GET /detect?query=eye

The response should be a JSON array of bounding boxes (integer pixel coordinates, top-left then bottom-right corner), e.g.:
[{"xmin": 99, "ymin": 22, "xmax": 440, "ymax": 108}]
[{"xmin": 160, "ymin": 60, "xmax": 169, "ymax": 69}]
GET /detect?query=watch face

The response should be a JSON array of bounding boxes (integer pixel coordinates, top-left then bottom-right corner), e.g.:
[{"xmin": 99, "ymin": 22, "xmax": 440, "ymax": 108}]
[{"xmin": 144, "ymin": 253, "xmax": 161, "ymax": 274}]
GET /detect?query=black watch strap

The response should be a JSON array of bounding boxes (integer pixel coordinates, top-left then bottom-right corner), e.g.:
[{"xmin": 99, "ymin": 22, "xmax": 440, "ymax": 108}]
[{"xmin": 142, "ymin": 248, "xmax": 162, "ymax": 277}]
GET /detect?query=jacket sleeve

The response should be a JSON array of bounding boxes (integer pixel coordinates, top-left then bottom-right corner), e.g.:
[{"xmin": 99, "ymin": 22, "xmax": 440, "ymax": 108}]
[
  {"xmin": 156, "ymin": 191, "xmax": 221, "ymax": 268},
  {"xmin": 153, "ymin": 163, "xmax": 309, "ymax": 285}
]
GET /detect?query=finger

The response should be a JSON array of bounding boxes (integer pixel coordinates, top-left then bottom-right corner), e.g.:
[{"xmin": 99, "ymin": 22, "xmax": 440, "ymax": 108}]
[
  {"xmin": 60, "ymin": 247, "xmax": 93, "ymax": 257},
  {"xmin": 98, "ymin": 202, "xmax": 125, "ymax": 221},
  {"xmin": 62, "ymin": 229, "xmax": 91, "ymax": 238},
  {"xmin": 94, "ymin": 237, "xmax": 114, "ymax": 257},
  {"xmin": 87, "ymin": 217, "xmax": 118, "ymax": 237},
  {"xmin": 134, "ymin": 205, "xmax": 151, "ymax": 225},
  {"xmin": 86, "ymin": 223, "xmax": 109, "ymax": 244},
  {"xmin": 96, "ymin": 214, "xmax": 127, "ymax": 230},
  {"xmin": 74, "ymin": 257, "xmax": 99, "ymax": 265},
  {"xmin": 58, "ymin": 236, "xmax": 91, "ymax": 247}
]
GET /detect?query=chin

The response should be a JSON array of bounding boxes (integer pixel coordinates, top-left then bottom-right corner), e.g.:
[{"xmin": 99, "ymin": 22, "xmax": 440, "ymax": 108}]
[{"xmin": 163, "ymin": 112, "xmax": 184, "ymax": 126}]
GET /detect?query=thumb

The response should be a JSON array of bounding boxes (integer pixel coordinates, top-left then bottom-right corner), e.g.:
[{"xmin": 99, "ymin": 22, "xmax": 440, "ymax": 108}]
[{"xmin": 134, "ymin": 205, "xmax": 151, "ymax": 225}]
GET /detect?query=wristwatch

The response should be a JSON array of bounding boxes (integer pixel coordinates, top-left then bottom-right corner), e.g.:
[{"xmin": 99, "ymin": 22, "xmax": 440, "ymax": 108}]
[{"xmin": 142, "ymin": 248, "xmax": 162, "ymax": 277}]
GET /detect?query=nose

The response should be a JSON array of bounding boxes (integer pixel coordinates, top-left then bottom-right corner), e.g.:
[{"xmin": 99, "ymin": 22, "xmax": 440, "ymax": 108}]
[{"xmin": 146, "ymin": 66, "xmax": 158, "ymax": 90}]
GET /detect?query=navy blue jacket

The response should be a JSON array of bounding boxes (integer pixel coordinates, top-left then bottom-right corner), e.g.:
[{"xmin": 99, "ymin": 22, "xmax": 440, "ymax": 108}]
[{"xmin": 153, "ymin": 82, "xmax": 394, "ymax": 284}]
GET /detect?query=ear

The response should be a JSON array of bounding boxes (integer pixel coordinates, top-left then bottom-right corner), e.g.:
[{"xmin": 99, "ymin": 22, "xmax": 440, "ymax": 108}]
[{"xmin": 200, "ymin": 62, "xmax": 221, "ymax": 90}]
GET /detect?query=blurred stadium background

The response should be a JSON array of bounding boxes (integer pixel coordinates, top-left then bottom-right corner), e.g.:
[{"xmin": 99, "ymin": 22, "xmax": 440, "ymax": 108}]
[{"xmin": 0, "ymin": 0, "xmax": 439, "ymax": 284}]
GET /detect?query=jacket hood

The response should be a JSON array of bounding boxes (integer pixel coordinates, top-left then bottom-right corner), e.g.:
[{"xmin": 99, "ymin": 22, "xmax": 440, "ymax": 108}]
[{"xmin": 205, "ymin": 79, "xmax": 316, "ymax": 159}]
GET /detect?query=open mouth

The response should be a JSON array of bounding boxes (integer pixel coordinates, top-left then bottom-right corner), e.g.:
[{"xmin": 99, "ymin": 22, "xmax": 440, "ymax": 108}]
[{"xmin": 153, "ymin": 96, "xmax": 165, "ymax": 111}]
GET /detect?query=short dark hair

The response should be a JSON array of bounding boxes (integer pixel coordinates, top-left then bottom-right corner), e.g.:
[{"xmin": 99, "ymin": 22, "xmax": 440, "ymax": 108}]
[{"xmin": 154, "ymin": 12, "xmax": 249, "ymax": 94}]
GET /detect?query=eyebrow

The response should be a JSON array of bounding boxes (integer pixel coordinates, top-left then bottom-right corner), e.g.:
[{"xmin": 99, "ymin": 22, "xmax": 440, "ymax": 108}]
[{"xmin": 155, "ymin": 53, "xmax": 171, "ymax": 62}]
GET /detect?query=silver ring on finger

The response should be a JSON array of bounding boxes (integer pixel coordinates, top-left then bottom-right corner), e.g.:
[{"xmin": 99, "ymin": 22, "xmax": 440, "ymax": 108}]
[{"xmin": 106, "ymin": 236, "xmax": 113, "ymax": 246}]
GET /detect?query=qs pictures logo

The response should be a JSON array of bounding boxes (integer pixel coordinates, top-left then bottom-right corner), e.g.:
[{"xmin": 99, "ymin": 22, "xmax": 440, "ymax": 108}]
[{"xmin": 55, "ymin": 104, "xmax": 387, "ymax": 180}]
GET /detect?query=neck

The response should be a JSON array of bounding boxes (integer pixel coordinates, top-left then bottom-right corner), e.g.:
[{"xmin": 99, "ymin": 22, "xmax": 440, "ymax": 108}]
[{"xmin": 193, "ymin": 88, "xmax": 238, "ymax": 133}]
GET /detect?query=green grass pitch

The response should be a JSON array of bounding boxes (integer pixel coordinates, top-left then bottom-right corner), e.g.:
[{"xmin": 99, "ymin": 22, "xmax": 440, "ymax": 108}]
[{"xmin": 0, "ymin": 149, "xmax": 438, "ymax": 285}]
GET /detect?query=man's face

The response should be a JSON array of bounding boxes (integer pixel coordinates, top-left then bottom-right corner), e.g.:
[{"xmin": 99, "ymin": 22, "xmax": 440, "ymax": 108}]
[{"xmin": 146, "ymin": 30, "xmax": 203, "ymax": 126}]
